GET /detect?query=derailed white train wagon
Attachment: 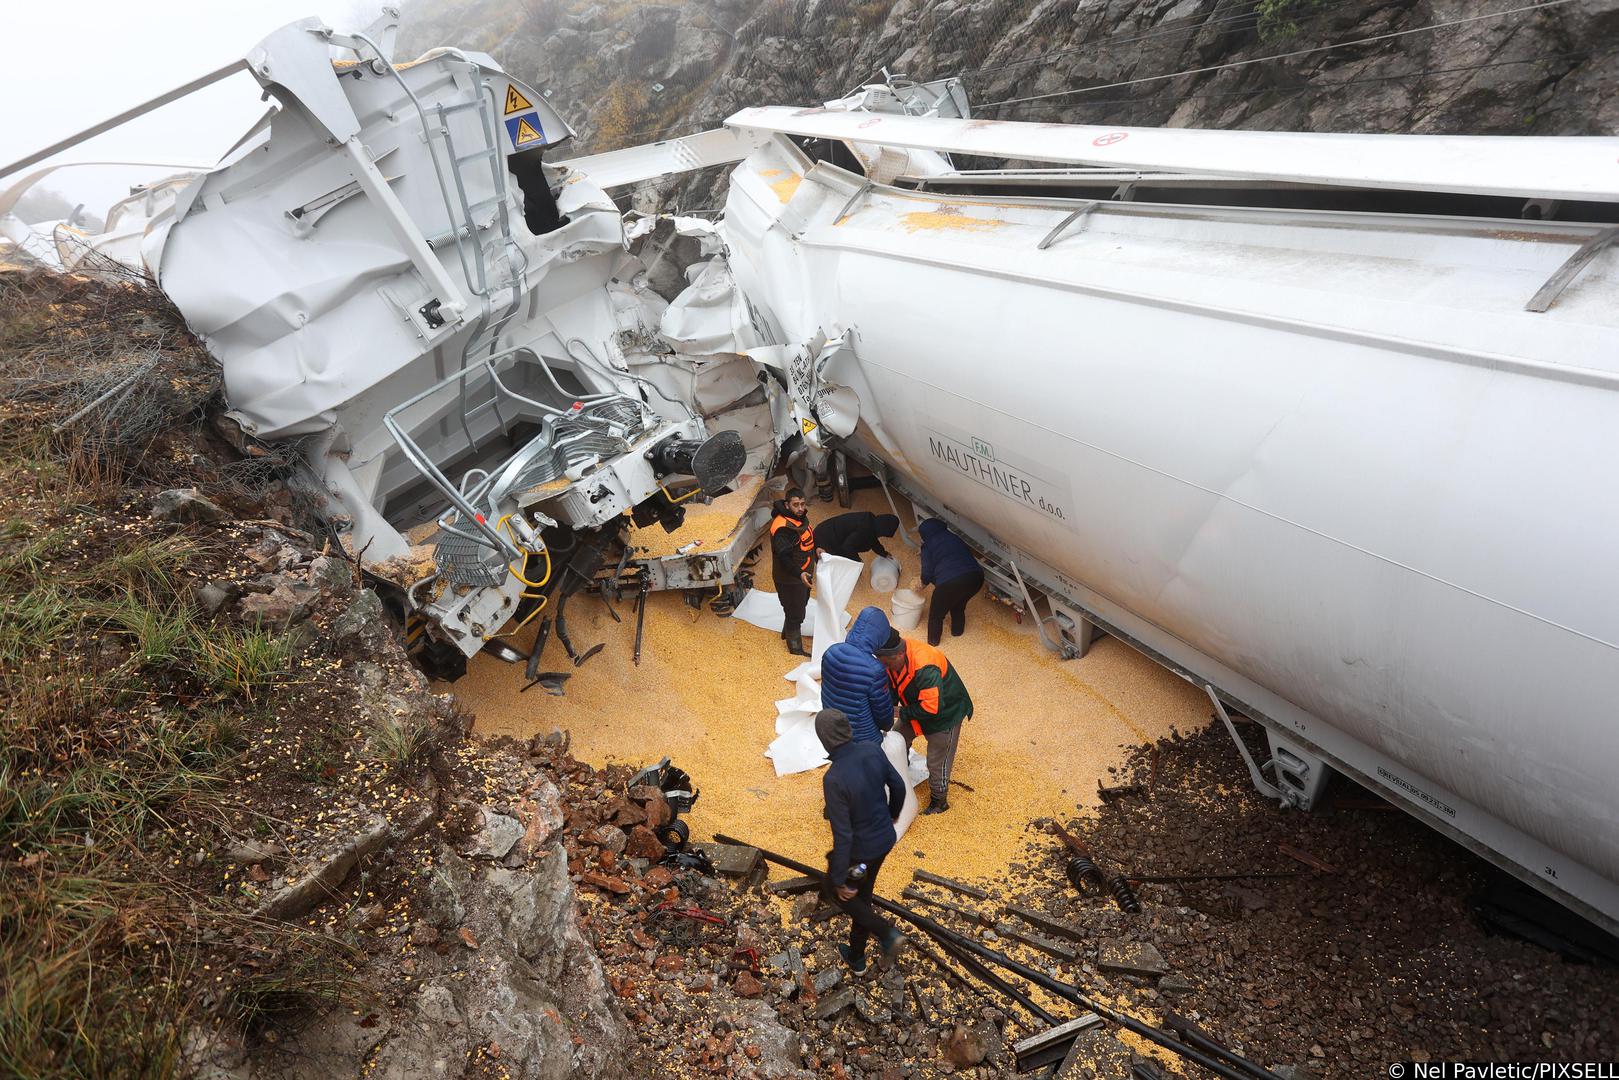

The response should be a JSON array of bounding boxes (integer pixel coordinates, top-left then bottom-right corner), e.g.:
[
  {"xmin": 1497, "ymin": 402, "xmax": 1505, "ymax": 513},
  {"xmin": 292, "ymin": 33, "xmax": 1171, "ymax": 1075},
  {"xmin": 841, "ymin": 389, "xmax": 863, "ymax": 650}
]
[{"xmin": 711, "ymin": 111, "xmax": 1619, "ymax": 934}]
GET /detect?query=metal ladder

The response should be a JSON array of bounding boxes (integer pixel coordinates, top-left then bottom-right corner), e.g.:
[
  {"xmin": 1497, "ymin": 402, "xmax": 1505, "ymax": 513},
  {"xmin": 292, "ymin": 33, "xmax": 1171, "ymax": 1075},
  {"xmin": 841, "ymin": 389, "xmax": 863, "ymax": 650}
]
[{"xmin": 415, "ymin": 66, "xmax": 543, "ymax": 582}]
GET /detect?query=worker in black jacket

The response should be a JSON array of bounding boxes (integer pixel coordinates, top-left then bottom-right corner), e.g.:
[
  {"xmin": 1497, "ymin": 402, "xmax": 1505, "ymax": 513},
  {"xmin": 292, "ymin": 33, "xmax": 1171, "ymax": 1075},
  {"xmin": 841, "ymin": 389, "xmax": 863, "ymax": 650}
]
[
  {"xmin": 817, "ymin": 708, "xmax": 908, "ymax": 975},
  {"xmin": 813, "ymin": 510, "xmax": 899, "ymax": 563},
  {"xmin": 769, "ymin": 488, "xmax": 817, "ymax": 656}
]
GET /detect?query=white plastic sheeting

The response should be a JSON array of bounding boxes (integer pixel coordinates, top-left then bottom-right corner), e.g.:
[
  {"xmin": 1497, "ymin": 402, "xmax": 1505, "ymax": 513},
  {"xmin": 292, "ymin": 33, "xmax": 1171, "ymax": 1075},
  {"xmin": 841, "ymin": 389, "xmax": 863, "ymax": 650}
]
[{"xmin": 759, "ymin": 556, "xmax": 927, "ymax": 839}]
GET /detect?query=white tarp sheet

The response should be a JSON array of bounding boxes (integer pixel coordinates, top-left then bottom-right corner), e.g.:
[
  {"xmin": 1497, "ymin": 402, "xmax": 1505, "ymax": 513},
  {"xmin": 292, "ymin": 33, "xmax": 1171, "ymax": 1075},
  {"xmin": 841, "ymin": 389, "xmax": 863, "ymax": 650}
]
[{"xmin": 759, "ymin": 556, "xmax": 926, "ymax": 841}]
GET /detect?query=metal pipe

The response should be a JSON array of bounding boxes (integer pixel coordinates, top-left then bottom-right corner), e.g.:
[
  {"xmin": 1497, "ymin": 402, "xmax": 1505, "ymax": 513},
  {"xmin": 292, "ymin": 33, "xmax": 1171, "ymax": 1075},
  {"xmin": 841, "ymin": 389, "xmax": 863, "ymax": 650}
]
[
  {"xmin": 717, "ymin": 835, "xmax": 1280, "ymax": 1080},
  {"xmin": 934, "ymin": 935, "xmax": 1057, "ymax": 1027}
]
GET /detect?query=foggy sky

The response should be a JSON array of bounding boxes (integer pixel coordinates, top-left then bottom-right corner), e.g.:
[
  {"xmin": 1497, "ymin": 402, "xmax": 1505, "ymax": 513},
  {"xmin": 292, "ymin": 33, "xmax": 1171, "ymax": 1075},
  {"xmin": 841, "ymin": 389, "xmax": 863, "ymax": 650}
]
[{"xmin": 0, "ymin": 0, "xmax": 380, "ymax": 211}]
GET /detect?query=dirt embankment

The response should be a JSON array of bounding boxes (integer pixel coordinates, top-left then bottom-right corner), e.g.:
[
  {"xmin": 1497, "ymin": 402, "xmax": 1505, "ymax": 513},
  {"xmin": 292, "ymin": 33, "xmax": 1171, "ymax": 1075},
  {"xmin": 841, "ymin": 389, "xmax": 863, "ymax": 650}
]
[{"xmin": 0, "ymin": 269, "xmax": 633, "ymax": 1079}]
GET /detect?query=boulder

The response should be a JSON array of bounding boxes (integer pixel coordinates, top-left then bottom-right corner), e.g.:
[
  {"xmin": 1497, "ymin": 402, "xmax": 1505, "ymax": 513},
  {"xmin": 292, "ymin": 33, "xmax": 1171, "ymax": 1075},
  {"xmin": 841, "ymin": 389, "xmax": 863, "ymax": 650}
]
[
  {"xmin": 945, "ymin": 1024, "xmax": 991, "ymax": 1067},
  {"xmin": 471, "ymin": 809, "xmax": 525, "ymax": 860},
  {"xmin": 151, "ymin": 487, "xmax": 226, "ymax": 524},
  {"xmin": 330, "ymin": 589, "xmax": 394, "ymax": 656},
  {"xmin": 237, "ymin": 582, "xmax": 316, "ymax": 630}
]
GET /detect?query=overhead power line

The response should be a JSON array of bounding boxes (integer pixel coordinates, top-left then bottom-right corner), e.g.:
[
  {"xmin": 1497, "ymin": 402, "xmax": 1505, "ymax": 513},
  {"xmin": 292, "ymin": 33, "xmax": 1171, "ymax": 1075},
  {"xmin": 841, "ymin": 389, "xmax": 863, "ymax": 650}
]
[
  {"xmin": 976, "ymin": 0, "xmax": 1584, "ymax": 111},
  {"xmin": 1002, "ymin": 46, "xmax": 1609, "ymax": 118},
  {"xmin": 965, "ymin": 0, "xmax": 1367, "ymax": 82}
]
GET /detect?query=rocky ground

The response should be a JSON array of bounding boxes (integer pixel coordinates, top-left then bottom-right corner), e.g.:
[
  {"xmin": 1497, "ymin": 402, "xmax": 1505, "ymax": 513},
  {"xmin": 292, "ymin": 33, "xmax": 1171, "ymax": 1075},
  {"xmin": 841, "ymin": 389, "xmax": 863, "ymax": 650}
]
[{"xmin": 473, "ymin": 721, "xmax": 1618, "ymax": 1080}]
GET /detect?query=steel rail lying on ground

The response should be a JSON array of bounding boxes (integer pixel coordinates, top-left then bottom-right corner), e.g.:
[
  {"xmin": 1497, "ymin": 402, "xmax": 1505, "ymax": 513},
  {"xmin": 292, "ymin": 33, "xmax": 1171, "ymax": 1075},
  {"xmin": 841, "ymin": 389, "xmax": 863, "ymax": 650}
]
[{"xmin": 715, "ymin": 835, "xmax": 1282, "ymax": 1080}]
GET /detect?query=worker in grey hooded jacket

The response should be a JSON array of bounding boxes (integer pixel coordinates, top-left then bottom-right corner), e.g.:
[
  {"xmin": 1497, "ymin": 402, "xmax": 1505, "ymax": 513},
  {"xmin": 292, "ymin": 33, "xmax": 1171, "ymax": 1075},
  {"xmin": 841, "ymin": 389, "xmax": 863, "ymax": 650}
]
[{"xmin": 819, "ymin": 607, "xmax": 896, "ymax": 743}]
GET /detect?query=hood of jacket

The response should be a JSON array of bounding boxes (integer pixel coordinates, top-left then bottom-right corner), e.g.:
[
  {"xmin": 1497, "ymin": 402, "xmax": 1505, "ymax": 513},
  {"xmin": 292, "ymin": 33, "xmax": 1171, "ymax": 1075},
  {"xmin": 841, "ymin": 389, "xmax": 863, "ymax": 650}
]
[
  {"xmin": 815, "ymin": 708, "xmax": 853, "ymax": 753},
  {"xmin": 844, "ymin": 606, "xmax": 892, "ymax": 652},
  {"xmin": 770, "ymin": 498, "xmax": 802, "ymax": 523},
  {"xmin": 874, "ymin": 514, "xmax": 899, "ymax": 538},
  {"xmin": 918, "ymin": 517, "xmax": 950, "ymax": 541}
]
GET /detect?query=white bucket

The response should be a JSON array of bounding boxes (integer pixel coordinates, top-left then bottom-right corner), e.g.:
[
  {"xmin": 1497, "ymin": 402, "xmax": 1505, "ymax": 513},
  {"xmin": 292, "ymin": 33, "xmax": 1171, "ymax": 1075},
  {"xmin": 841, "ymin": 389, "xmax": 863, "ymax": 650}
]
[
  {"xmin": 890, "ymin": 588, "xmax": 924, "ymax": 631},
  {"xmin": 870, "ymin": 555, "xmax": 900, "ymax": 593}
]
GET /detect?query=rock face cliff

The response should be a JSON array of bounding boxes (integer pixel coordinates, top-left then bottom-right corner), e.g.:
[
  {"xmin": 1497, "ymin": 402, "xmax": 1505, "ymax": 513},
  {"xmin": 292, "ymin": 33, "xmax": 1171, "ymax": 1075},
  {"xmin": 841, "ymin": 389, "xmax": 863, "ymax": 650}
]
[{"xmin": 401, "ymin": 0, "xmax": 1619, "ymax": 189}]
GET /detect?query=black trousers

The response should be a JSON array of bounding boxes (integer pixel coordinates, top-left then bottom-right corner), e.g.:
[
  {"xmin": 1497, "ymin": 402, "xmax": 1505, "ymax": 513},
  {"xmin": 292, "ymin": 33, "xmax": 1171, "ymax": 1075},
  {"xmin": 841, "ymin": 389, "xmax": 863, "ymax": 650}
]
[
  {"xmin": 928, "ymin": 569, "xmax": 984, "ymax": 646},
  {"xmin": 829, "ymin": 852, "xmax": 893, "ymax": 955},
  {"xmin": 775, "ymin": 575, "xmax": 810, "ymax": 636}
]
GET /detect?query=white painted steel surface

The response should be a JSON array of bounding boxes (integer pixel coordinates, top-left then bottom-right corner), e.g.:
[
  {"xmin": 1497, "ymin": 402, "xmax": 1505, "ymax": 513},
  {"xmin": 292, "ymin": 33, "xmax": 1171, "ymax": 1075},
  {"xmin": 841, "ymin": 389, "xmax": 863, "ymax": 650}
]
[
  {"xmin": 719, "ymin": 137, "xmax": 1619, "ymax": 929},
  {"xmin": 727, "ymin": 107, "xmax": 1619, "ymax": 203}
]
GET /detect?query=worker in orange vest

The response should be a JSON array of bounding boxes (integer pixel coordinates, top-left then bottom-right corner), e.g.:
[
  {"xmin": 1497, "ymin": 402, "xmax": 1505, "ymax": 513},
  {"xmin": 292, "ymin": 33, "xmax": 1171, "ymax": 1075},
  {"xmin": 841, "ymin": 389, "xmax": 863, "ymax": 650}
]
[
  {"xmin": 768, "ymin": 487, "xmax": 818, "ymax": 656},
  {"xmin": 875, "ymin": 630, "xmax": 973, "ymax": 814}
]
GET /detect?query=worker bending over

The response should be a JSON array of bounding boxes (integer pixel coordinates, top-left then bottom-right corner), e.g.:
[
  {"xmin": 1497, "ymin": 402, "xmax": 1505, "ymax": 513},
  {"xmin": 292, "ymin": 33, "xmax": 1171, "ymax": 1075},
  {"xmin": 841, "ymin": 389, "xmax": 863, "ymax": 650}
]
[
  {"xmin": 817, "ymin": 708, "xmax": 907, "ymax": 975},
  {"xmin": 768, "ymin": 488, "xmax": 817, "ymax": 656},
  {"xmin": 814, "ymin": 510, "xmax": 899, "ymax": 563},
  {"xmin": 821, "ymin": 607, "xmax": 896, "ymax": 743},
  {"xmin": 876, "ymin": 630, "xmax": 973, "ymax": 815},
  {"xmin": 918, "ymin": 518, "xmax": 984, "ymax": 647}
]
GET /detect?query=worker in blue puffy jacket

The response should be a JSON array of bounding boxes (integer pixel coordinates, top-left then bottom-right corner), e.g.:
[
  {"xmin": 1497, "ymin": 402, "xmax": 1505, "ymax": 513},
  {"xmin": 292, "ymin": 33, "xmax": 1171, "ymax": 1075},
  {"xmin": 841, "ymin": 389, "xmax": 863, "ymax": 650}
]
[
  {"xmin": 819, "ymin": 607, "xmax": 896, "ymax": 744},
  {"xmin": 919, "ymin": 517, "xmax": 984, "ymax": 647}
]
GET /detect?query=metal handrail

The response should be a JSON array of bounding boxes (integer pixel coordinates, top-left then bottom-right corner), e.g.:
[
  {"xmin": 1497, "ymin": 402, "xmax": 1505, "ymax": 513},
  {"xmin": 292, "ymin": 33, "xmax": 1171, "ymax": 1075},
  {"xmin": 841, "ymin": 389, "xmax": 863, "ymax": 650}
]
[{"xmin": 383, "ymin": 349, "xmax": 646, "ymax": 557}]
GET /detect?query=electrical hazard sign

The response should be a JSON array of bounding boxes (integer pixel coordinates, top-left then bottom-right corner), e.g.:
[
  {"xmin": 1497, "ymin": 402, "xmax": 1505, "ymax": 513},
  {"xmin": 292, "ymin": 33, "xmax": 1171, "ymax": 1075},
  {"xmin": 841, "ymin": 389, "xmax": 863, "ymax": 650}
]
[
  {"xmin": 800, "ymin": 417, "xmax": 818, "ymax": 436},
  {"xmin": 504, "ymin": 113, "xmax": 545, "ymax": 149},
  {"xmin": 503, "ymin": 84, "xmax": 534, "ymax": 115}
]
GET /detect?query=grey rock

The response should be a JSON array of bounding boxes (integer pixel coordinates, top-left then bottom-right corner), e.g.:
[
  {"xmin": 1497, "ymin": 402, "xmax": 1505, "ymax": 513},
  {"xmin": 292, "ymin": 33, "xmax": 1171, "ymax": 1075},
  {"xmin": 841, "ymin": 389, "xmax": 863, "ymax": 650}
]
[
  {"xmin": 1098, "ymin": 940, "xmax": 1169, "ymax": 978},
  {"xmin": 813, "ymin": 965, "xmax": 843, "ymax": 995},
  {"xmin": 253, "ymin": 815, "xmax": 393, "ymax": 921},
  {"xmin": 306, "ymin": 554, "xmax": 354, "ymax": 594},
  {"xmin": 855, "ymin": 994, "xmax": 892, "ymax": 1025},
  {"xmin": 814, "ymin": 986, "xmax": 857, "ymax": 1019},
  {"xmin": 236, "ymin": 582, "xmax": 316, "ymax": 630},
  {"xmin": 330, "ymin": 589, "xmax": 394, "ymax": 655},
  {"xmin": 226, "ymin": 839, "xmax": 284, "ymax": 864},
  {"xmin": 415, "ymin": 981, "xmax": 463, "ymax": 1027},
  {"xmin": 151, "ymin": 488, "xmax": 226, "ymax": 524},
  {"xmin": 193, "ymin": 580, "xmax": 236, "ymax": 615},
  {"xmin": 1159, "ymin": 973, "xmax": 1196, "ymax": 997},
  {"xmin": 471, "ymin": 809, "xmax": 524, "ymax": 860},
  {"xmin": 766, "ymin": 946, "xmax": 805, "ymax": 981}
]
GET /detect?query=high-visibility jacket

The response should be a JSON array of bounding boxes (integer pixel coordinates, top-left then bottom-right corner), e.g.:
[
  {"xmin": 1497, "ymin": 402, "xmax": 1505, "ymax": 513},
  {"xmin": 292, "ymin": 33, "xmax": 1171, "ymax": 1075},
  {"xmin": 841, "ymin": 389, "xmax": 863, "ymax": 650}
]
[
  {"xmin": 769, "ymin": 501, "xmax": 815, "ymax": 581},
  {"xmin": 887, "ymin": 638, "xmax": 973, "ymax": 737}
]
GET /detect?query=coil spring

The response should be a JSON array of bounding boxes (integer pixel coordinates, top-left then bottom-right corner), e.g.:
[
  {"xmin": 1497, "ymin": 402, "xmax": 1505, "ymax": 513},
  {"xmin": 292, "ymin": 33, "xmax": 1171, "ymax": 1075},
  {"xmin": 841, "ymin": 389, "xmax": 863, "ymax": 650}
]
[
  {"xmin": 1107, "ymin": 873, "xmax": 1142, "ymax": 914},
  {"xmin": 1065, "ymin": 856, "xmax": 1105, "ymax": 894}
]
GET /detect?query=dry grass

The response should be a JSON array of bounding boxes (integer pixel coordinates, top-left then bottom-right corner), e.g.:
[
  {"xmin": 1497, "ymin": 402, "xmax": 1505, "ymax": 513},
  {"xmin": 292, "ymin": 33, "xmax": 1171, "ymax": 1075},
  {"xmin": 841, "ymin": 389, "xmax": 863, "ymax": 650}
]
[{"xmin": 0, "ymin": 269, "xmax": 346, "ymax": 1077}]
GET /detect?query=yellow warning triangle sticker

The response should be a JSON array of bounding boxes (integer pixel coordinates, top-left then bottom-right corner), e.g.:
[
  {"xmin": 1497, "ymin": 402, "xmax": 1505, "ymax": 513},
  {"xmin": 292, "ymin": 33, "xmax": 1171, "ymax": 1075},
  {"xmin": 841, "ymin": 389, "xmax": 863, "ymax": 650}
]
[
  {"xmin": 800, "ymin": 417, "xmax": 818, "ymax": 436},
  {"xmin": 513, "ymin": 117, "xmax": 543, "ymax": 147},
  {"xmin": 504, "ymin": 84, "xmax": 534, "ymax": 115}
]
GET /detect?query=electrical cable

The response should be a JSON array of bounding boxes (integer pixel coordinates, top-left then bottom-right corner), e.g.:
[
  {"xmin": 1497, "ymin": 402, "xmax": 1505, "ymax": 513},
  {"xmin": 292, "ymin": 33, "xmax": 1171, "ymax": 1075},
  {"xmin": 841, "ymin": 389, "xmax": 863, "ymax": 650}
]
[
  {"xmin": 975, "ymin": 0, "xmax": 1584, "ymax": 112},
  {"xmin": 963, "ymin": 0, "xmax": 1366, "ymax": 83},
  {"xmin": 997, "ymin": 45, "xmax": 1610, "ymax": 119}
]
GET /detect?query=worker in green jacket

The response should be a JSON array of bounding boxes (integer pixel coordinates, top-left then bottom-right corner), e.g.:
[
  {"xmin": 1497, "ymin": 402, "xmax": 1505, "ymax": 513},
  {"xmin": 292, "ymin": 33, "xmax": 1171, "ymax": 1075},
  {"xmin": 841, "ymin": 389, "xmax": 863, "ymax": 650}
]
[{"xmin": 874, "ymin": 630, "xmax": 973, "ymax": 815}]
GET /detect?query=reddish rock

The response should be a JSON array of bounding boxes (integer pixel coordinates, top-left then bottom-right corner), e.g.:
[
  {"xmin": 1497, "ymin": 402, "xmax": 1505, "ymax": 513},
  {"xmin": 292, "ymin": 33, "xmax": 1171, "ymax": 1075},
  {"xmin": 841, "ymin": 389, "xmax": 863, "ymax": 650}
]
[
  {"xmin": 644, "ymin": 866, "xmax": 675, "ymax": 888},
  {"xmin": 629, "ymin": 785, "xmax": 673, "ymax": 828},
  {"xmin": 624, "ymin": 825, "xmax": 666, "ymax": 861},
  {"xmin": 946, "ymin": 1024, "xmax": 990, "ymax": 1067},
  {"xmin": 581, "ymin": 871, "xmax": 631, "ymax": 896},
  {"xmin": 613, "ymin": 800, "xmax": 648, "ymax": 828},
  {"xmin": 733, "ymin": 971, "xmax": 765, "ymax": 998},
  {"xmin": 582, "ymin": 824, "xmax": 627, "ymax": 853},
  {"xmin": 654, "ymin": 954, "xmax": 685, "ymax": 975}
]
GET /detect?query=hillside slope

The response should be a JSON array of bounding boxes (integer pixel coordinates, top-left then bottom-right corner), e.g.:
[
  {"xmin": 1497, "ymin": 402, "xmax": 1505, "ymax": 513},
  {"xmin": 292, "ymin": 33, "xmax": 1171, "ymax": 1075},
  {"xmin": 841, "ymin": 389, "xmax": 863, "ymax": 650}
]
[{"xmin": 399, "ymin": 0, "xmax": 1619, "ymax": 202}]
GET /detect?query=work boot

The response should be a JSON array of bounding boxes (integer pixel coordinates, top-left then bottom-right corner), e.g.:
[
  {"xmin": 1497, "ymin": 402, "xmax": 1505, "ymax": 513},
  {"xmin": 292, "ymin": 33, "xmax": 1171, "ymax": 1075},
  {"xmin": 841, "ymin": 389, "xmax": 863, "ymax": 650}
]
[
  {"xmin": 837, "ymin": 943, "xmax": 869, "ymax": 977},
  {"xmin": 877, "ymin": 928, "xmax": 907, "ymax": 970},
  {"xmin": 922, "ymin": 796, "xmax": 949, "ymax": 816},
  {"xmin": 786, "ymin": 633, "xmax": 810, "ymax": 657}
]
